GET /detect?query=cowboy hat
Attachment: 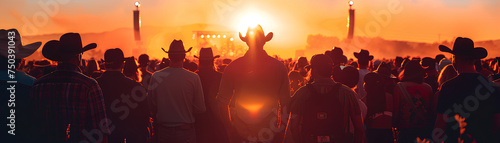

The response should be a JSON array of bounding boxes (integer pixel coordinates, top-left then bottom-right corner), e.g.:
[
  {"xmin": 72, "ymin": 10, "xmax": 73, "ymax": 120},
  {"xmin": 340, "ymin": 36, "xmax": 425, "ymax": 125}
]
[
  {"xmin": 239, "ymin": 25, "xmax": 273, "ymax": 43},
  {"xmin": 161, "ymin": 40, "xmax": 192, "ymax": 54},
  {"xmin": 194, "ymin": 47, "xmax": 220, "ymax": 60},
  {"xmin": 0, "ymin": 29, "xmax": 42, "ymax": 59},
  {"xmin": 42, "ymin": 33, "xmax": 97, "ymax": 61},
  {"xmin": 354, "ymin": 49, "xmax": 374, "ymax": 61},
  {"xmin": 439, "ymin": 37, "xmax": 487, "ymax": 60}
]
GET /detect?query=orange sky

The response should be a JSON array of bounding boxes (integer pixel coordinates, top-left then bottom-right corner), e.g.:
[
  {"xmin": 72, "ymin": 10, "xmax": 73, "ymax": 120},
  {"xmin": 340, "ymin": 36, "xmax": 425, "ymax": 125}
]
[{"xmin": 2, "ymin": 0, "xmax": 500, "ymax": 58}]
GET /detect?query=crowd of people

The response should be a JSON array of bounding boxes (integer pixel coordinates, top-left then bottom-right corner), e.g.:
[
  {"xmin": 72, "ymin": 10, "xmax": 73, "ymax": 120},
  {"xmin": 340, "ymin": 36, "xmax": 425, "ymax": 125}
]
[{"xmin": 1, "ymin": 25, "xmax": 500, "ymax": 143}]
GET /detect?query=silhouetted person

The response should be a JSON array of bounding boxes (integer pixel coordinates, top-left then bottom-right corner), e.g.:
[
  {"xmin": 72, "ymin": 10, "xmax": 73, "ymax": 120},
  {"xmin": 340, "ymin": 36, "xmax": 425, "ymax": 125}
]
[
  {"xmin": 217, "ymin": 25, "xmax": 291, "ymax": 143},
  {"xmin": 0, "ymin": 29, "xmax": 42, "ymax": 143},
  {"xmin": 123, "ymin": 57, "xmax": 141, "ymax": 82},
  {"xmin": 138, "ymin": 54, "xmax": 153, "ymax": 88},
  {"xmin": 364, "ymin": 72, "xmax": 393, "ymax": 143},
  {"xmin": 434, "ymin": 37, "xmax": 500, "ymax": 143},
  {"xmin": 96, "ymin": 48, "xmax": 149, "ymax": 143},
  {"xmin": 290, "ymin": 54, "xmax": 366, "ymax": 143},
  {"xmin": 422, "ymin": 57, "xmax": 439, "ymax": 93},
  {"xmin": 354, "ymin": 49, "xmax": 374, "ymax": 100},
  {"xmin": 31, "ymin": 33, "xmax": 109, "ymax": 142},
  {"xmin": 194, "ymin": 47, "xmax": 229, "ymax": 143},
  {"xmin": 86, "ymin": 59, "xmax": 103, "ymax": 79},
  {"xmin": 289, "ymin": 57, "xmax": 309, "ymax": 94},
  {"xmin": 393, "ymin": 60, "xmax": 434, "ymax": 142},
  {"xmin": 149, "ymin": 40, "xmax": 205, "ymax": 143}
]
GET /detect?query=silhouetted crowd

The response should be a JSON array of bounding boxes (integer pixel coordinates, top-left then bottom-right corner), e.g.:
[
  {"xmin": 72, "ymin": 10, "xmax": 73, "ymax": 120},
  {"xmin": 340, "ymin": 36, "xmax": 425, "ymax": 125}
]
[{"xmin": 1, "ymin": 26, "xmax": 500, "ymax": 143}]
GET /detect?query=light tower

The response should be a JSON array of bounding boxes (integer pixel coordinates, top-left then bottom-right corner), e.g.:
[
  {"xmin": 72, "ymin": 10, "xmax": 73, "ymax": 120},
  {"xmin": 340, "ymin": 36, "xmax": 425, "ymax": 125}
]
[
  {"xmin": 347, "ymin": 1, "xmax": 355, "ymax": 40},
  {"xmin": 133, "ymin": 2, "xmax": 141, "ymax": 41}
]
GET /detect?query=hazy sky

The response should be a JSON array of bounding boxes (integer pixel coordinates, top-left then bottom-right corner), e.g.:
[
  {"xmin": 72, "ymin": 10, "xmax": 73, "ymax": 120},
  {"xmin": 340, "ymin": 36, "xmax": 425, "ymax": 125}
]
[{"xmin": 2, "ymin": 0, "xmax": 499, "ymax": 56}]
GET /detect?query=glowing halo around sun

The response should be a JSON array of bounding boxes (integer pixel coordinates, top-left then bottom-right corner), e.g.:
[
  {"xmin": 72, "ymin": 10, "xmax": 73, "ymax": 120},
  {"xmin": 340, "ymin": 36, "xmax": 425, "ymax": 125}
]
[{"xmin": 233, "ymin": 8, "xmax": 274, "ymax": 35}]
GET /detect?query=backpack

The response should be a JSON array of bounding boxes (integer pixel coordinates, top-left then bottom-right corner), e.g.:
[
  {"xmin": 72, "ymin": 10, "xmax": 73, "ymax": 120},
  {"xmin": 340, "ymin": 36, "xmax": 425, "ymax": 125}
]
[{"xmin": 299, "ymin": 83, "xmax": 349, "ymax": 143}]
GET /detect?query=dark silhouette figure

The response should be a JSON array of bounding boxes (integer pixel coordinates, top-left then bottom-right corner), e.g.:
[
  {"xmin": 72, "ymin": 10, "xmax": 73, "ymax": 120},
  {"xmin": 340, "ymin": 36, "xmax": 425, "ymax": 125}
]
[
  {"xmin": 138, "ymin": 54, "xmax": 153, "ymax": 88},
  {"xmin": 123, "ymin": 57, "xmax": 141, "ymax": 82},
  {"xmin": 434, "ymin": 37, "xmax": 500, "ymax": 143},
  {"xmin": 149, "ymin": 40, "xmax": 205, "ymax": 143},
  {"xmin": 31, "ymin": 33, "xmax": 109, "ymax": 142},
  {"xmin": 421, "ymin": 57, "xmax": 439, "ymax": 93},
  {"xmin": 0, "ymin": 29, "xmax": 42, "ymax": 143},
  {"xmin": 290, "ymin": 54, "xmax": 366, "ymax": 143},
  {"xmin": 217, "ymin": 25, "xmax": 291, "ymax": 143},
  {"xmin": 194, "ymin": 47, "xmax": 229, "ymax": 143},
  {"xmin": 96, "ymin": 48, "xmax": 149, "ymax": 143}
]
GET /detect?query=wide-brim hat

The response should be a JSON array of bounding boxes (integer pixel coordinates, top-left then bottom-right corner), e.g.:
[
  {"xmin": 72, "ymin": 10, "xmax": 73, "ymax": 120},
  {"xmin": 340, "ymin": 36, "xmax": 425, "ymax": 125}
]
[
  {"xmin": 439, "ymin": 37, "xmax": 487, "ymax": 60},
  {"xmin": 239, "ymin": 25, "xmax": 273, "ymax": 43},
  {"xmin": 0, "ymin": 29, "xmax": 42, "ymax": 59},
  {"xmin": 162, "ymin": 40, "xmax": 192, "ymax": 54},
  {"xmin": 354, "ymin": 49, "xmax": 374, "ymax": 61},
  {"xmin": 194, "ymin": 47, "xmax": 220, "ymax": 60},
  {"xmin": 42, "ymin": 33, "xmax": 96, "ymax": 61}
]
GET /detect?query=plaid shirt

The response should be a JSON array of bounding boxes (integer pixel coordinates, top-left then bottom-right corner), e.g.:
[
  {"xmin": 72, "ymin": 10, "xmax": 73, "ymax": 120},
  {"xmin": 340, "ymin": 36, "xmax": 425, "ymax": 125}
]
[{"xmin": 31, "ymin": 63, "xmax": 109, "ymax": 143}]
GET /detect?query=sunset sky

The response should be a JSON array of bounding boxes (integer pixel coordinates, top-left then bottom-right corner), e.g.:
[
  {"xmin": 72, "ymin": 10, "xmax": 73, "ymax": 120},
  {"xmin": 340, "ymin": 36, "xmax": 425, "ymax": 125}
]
[{"xmin": 2, "ymin": 0, "xmax": 499, "ymax": 58}]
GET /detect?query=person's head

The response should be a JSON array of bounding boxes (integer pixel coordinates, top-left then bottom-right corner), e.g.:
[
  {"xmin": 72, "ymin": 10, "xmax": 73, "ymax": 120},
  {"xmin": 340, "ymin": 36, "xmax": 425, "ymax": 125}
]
[
  {"xmin": 123, "ymin": 57, "xmax": 141, "ymax": 82},
  {"xmin": 138, "ymin": 54, "xmax": 150, "ymax": 68},
  {"xmin": 421, "ymin": 57, "xmax": 436, "ymax": 69},
  {"xmin": 309, "ymin": 54, "xmax": 333, "ymax": 79},
  {"xmin": 103, "ymin": 48, "xmax": 125, "ymax": 71},
  {"xmin": 439, "ymin": 37, "xmax": 487, "ymax": 71},
  {"xmin": 333, "ymin": 66, "xmax": 359, "ymax": 88},
  {"xmin": 437, "ymin": 64, "xmax": 458, "ymax": 88},
  {"xmin": 163, "ymin": 40, "xmax": 191, "ymax": 64},
  {"xmin": 400, "ymin": 60, "xmax": 426, "ymax": 83},
  {"xmin": 435, "ymin": 54, "xmax": 446, "ymax": 63},
  {"xmin": 86, "ymin": 59, "xmax": 99, "ymax": 74},
  {"xmin": 42, "ymin": 33, "xmax": 96, "ymax": 66},
  {"xmin": 196, "ymin": 48, "xmax": 220, "ymax": 70},
  {"xmin": 354, "ymin": 49, "xmax": 374, "ymax": 68},
  {"xmin": 239, "ymin": 25, "xmax": 273, "ymax": 51}
]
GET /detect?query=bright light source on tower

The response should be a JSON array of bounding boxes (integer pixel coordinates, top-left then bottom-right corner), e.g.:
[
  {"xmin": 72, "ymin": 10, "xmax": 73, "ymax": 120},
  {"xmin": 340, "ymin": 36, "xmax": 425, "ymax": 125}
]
[
  {"xmin": 135, "ymin": 1, "xmax": 140, "ymax": 7},
  {"xmin": 349, "ymin": 1, "xmax": 353, "ymax": 6}
]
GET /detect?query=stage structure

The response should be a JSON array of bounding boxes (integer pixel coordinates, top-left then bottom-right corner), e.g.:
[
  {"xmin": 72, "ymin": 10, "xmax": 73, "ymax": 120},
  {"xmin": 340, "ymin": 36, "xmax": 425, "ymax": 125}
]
[{"xmin": 193, "ymin": 31, "xmax": 244, "ymax": 58}]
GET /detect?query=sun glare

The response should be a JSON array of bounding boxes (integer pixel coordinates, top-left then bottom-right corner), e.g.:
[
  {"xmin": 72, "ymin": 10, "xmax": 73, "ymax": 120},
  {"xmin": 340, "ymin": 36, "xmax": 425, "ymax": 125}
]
[{"xmin": 234, "ymin": 8, "xmax": 272, "ymax": 35}]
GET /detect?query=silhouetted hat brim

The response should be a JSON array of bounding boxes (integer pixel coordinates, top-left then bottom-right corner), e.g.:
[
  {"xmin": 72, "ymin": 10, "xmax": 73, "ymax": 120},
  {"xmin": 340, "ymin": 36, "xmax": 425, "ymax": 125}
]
[
  {"xmin": 161, "ymin": 47, "xmax": 192, "ymax": 54},
  {"xmin": 439, "ymin": 45, "xmax": 487, "ymax": 59},
  {"xmin": 194, "ymin": 55, "xmax": 220, "ymax": 60},
  {"xmin": 354, "ymin": 52, "xmax": 374, "ymax": 61},
  {"xmin": 42, "ymin": 40, "xmax": 97, "ymax": 61},
  {"xmin": 0, "ymin": 29, "xmax": 42, "ymax": 59}
]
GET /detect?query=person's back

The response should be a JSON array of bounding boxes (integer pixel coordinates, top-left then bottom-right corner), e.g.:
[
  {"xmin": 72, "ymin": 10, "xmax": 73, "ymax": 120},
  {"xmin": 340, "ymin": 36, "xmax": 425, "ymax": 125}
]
[
  {"xmin": 32, "ymin": 63, "xmax": 108, "ymax": 142},
  {"xmin": 96, "ymin": 48, "xmax": 149, "ymax": 143},
  {"xmin": 219, "ymin": 51, "xmax": 289, "ymax": 142},
  {"xmin": 435, "ymin": 37, "xmax": 500, "ymax": 143},
  {"xmin": 31, "ymin": 33, "xmax": 109, "ymax": 143},
  {"xmin": 438, "ymin": 73, "xmax": 500, "ymax": 142},
  {"xmin": 217, "ymin": 25, "xmax": 291, "ymax": 143},
  {"xmin": 291, "ymin": 80, "xmax": 354, "ymax": 143},
  {"xmin": 151, "ymin": 67, "xmax": 205, "ymax": 127}
]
